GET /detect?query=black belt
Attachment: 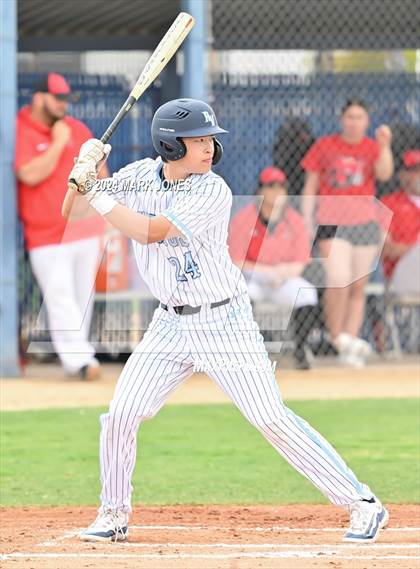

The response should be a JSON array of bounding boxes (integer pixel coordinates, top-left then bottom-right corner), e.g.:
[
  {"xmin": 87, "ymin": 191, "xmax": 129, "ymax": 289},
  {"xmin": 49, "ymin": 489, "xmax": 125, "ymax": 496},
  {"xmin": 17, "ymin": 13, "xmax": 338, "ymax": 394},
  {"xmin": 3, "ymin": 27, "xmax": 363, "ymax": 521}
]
[{"xmin": 160, "ymin": 297, "xmax": 230, "ymax": 316}]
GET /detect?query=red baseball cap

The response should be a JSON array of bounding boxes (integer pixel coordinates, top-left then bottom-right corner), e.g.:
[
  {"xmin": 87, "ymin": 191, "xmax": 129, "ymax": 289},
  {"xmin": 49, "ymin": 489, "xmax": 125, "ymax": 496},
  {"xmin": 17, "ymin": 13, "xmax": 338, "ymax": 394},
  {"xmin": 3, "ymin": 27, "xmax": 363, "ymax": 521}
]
[
  {"xmin": 34, "ymin": 73, "xmax": 71, "ymax": 99},
  {"xmin": 402, "ymin": 150, "xmax": 420, "ymax": 169},
  {"xmin": 259, "ymin": 166, "xmax": 287, "ymax": 186}
]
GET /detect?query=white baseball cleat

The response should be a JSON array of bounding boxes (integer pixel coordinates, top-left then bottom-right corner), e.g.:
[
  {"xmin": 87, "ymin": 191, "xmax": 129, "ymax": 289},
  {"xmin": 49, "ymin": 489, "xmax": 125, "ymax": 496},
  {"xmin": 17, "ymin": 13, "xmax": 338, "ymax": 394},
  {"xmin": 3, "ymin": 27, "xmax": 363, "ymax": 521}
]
[
  {"xmin": 343, "ymin": 499, "xmax": 389, "ymax": 543},
  {"xmin": 80, "ymin": 507, "xmax": 129, "ymax": 542}
]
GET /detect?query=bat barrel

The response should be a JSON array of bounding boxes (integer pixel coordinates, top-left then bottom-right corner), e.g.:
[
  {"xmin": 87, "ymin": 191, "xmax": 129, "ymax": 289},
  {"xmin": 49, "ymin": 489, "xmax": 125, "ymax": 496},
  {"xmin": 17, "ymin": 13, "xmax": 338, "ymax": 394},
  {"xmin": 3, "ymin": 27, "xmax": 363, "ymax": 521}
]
[{"xmin": 97, "ymin": 12, "xmax": 194, "ymax": 145}]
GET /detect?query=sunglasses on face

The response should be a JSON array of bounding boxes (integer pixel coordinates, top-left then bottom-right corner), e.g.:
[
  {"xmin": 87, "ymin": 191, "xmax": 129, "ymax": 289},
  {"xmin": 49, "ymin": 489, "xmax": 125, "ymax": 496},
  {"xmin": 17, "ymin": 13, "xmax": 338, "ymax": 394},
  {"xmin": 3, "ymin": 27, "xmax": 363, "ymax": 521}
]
[{"xmin": 52, "ymin": 94, "xmax": 70, "ymax": 102}]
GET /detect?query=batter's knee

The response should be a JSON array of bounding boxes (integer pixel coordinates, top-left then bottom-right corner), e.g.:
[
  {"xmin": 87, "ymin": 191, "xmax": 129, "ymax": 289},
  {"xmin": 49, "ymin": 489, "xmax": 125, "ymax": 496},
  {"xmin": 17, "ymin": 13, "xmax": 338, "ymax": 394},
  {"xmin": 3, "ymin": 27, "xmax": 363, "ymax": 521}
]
[
  {"xmin": 108, "ymin": 397, "xmax": 158, "ymax": 430},
  {"xmin": 247, "ymin": 413, "xmax": 285, "ymax": 432},
  {"xmin": 104, "ymin": 404, "xmax": 130, "ymax": 432}
]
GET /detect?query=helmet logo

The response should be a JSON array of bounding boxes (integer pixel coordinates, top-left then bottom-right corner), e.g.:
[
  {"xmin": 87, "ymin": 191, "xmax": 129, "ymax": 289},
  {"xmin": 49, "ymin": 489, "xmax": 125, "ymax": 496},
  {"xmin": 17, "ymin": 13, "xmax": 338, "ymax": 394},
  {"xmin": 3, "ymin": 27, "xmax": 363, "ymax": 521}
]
[{"xmin": 202, "ymin": 111, "xmax": 216, "ymax": 126}]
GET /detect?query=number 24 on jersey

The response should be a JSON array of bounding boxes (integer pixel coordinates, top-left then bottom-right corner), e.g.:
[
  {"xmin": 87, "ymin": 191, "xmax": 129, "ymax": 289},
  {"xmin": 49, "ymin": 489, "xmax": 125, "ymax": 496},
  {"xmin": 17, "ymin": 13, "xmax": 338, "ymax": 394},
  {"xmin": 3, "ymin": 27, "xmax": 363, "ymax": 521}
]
[{"xmin": 168, "ymin": 251, "xmax": 201, "ymax": 281}]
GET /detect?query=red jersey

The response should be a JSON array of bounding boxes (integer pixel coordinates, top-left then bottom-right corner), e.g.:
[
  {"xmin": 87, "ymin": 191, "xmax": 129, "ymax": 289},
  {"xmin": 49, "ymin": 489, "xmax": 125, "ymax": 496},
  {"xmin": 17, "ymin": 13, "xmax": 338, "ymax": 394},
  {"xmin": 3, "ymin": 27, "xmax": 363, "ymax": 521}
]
[
  {"xmin": 15, "ymin": 106, "xmax": 105, "ymax": 250},
  {"xmin": 380, "ymin": 190, "xmax": 420, "ymax": 279},
  {"xmin": 228, "ymin": 203, "xmax": 311, "ymax": 265},
  {"xmin": 301, "ymin": 134, "xmax": 380, "ymax": 225}
]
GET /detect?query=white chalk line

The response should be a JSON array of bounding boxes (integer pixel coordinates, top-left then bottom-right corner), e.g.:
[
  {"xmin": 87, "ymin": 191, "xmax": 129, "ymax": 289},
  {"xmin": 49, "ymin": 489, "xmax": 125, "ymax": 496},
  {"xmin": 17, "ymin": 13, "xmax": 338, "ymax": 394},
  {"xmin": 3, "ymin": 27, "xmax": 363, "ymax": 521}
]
[
  {"xmin": 120, "ymin": 542, "xmax": 419, "ymax": 549},
  {"xmin": 39, "ymin": 542, "xmax": 420, "ymax": 550},
  {"xmin": 129, "ymin": 524, "xmax": 420, "ymax": 533},
  {"xmin": 1, "ymin": 552, "xmax": 419, "ymax": 561}
]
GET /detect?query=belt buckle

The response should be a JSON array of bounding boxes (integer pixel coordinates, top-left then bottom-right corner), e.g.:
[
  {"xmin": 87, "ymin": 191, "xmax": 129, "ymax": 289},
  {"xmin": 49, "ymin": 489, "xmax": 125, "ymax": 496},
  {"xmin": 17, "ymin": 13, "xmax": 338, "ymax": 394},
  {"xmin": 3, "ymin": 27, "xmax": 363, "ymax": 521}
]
[{"xmin": 174, "ymin": 305, "xmax": 184, "ymax": 315}]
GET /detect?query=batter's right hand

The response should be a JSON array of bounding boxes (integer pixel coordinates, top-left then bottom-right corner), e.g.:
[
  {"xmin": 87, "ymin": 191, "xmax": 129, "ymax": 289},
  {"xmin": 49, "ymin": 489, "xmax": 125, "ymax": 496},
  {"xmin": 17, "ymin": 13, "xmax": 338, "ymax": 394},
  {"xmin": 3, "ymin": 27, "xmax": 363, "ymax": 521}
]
[
  {"xmin": 77, "ymin": 138, "xmax": 112, "ymax": 166},
  {"xmin": 68, "ymin": 159, "xmax": 97, "ymax": 193}
]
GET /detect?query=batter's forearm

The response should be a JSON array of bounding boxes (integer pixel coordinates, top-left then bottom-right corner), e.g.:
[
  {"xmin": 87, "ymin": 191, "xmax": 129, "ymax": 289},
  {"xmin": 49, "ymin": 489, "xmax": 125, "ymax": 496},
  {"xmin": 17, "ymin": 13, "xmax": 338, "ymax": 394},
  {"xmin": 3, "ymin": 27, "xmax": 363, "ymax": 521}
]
[
  {"xmin": 104, "ymin": 205, "xmax": 153, "ymax": 243},
  {"xmin": 62, "ymin": 164, "xmax": 112, "ymax": 220},
  {"xmin": 62, "ymin": 191, "xmax": 99, "ymax": 220},
  {"xmin": 105, "ymin": 204, "xmax": 182, "ymax": 244},
  {"xmin": 62, "ymin": 186, "xmax": 81, "ymax": 219}
]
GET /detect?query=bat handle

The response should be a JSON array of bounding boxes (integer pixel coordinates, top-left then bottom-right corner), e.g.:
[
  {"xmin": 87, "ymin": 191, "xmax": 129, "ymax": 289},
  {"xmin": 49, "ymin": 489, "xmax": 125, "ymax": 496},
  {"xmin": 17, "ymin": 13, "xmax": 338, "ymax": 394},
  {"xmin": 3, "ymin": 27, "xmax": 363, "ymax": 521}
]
[
  {"xmin": 101, "ymin": 130, "xmax": 113, "ymax": 144},
  {"xmin": 100, "ymin": 94, "xmax": 137, "ymax": 144}
]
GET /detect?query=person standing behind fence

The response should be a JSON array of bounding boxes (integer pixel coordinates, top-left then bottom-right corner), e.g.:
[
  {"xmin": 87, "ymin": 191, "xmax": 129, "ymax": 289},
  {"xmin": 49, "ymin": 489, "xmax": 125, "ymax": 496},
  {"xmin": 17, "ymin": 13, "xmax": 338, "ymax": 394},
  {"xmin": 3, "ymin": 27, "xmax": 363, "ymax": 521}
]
[
  {"xmin": 15, "ymin": 73, "xmax": 108, "ymax": 380},
  {"xmin": 380, "ymin": 149, "xmax": 420, "ymax": 295},
  {"xmin": 228, "ymin": 167, "xmax": 318, "ymax": 369},
  {"xmin": 301, "ymin": 99, "xmax": 393, "ymax": 368}
]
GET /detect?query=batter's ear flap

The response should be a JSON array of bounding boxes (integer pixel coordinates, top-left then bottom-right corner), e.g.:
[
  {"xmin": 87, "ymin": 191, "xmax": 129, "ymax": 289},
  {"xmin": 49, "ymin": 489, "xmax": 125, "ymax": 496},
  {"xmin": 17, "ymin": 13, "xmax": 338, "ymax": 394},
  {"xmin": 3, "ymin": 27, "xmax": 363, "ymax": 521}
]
[
  {"xmin": 161, "ymin": 138, "xmax": 186, "ymax": 161},
  {"xmin": 212, "ymin": 139, "xmax": 223, "ymax": 165},
  {"xmin": 176, "ymin": 138, "xmax": 187, "ymax": 161}
]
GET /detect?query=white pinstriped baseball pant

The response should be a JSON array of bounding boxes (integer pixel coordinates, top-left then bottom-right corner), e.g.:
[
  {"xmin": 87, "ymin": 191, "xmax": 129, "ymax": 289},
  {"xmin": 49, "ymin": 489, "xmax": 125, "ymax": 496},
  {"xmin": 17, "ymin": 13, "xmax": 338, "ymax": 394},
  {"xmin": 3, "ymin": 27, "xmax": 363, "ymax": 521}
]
[{"xmin": 99, "ymin": 294, "xmax": 373, "ymax": 512}]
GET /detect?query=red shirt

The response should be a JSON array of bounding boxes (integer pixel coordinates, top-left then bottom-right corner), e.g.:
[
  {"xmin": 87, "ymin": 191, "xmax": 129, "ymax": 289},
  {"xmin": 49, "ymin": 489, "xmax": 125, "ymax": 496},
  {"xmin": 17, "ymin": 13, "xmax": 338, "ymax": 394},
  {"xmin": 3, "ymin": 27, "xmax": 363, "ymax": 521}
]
[
  {"xmin": 380, "ymin": 190, "xmax": 420, "ymax": 279},
  {"xmin": 228, "ymin": 203, "xmax": 311, "ymax": 265},
  {"xmin": 15, "ymin": 106, "xmax": 105, "ymax": 250},
  {"xmin": 301, "ymin": 134, "xmax": 380, "ymax": 225}
]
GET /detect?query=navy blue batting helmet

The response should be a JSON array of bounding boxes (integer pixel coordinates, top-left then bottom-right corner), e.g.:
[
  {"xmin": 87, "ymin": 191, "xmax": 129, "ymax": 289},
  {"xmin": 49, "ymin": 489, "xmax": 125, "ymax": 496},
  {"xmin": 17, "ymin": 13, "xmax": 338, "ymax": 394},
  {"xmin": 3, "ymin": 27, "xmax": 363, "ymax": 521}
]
[{"xmin": 151, "ymin": 98, "xmax": 228, "ymax": 164}]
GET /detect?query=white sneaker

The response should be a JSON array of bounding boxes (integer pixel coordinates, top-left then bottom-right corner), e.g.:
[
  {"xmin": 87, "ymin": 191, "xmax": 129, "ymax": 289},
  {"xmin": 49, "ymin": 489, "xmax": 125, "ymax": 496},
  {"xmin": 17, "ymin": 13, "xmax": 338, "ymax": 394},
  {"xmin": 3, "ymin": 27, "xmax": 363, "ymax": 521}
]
[
  {"xmin": 339, "ymin": 352, "xmax": 366, "ymax": 369},
  {"xmin": 334, "ymin": 332, "xmax": 354, "ymax": 354},
  {"xmin": 80, "ymin": 507, "xmax": 129, "ymax": 542},
  {"xmin": 349, "ymin": 337, "xmax": 373, "ymax": 360},
  {"xmin": 335, "ymin": 333, "xmax": 372, "ymax": 368},
  {"xmin": 343, "ymin": 499, "xmax": 389, "ymax": 543}
]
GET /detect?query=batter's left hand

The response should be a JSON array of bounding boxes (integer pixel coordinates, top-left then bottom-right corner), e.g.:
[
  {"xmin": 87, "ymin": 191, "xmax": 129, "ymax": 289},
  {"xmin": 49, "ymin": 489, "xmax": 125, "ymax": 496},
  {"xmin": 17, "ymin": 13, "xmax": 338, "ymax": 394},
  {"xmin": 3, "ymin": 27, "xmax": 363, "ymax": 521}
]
[
  {"xmin": 78, "ymin": 139, "xmax": 112, "ymax": 166},
  {"xmin": 375, "ymin": 125, "xmax": 392, "ymax": 147}
]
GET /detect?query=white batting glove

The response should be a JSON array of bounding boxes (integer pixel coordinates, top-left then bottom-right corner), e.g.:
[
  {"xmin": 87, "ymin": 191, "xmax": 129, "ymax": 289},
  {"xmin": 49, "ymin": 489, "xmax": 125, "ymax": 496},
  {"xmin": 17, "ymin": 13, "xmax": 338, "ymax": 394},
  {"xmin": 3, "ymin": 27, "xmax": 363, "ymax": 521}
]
[
  {"xmin": 68, "ymin": 161, "xmax": 117, "ymax": 216},
  {"xmin": 68, "ymin": 139, "xmax": 111, "ymax": 192},
  {"xmin": 77, "ymin": 138, "xmax": 112, "ymax": 165},
  {"xmin": 68, "ymin": 159, "xmax": 97, "ymax": 192}
]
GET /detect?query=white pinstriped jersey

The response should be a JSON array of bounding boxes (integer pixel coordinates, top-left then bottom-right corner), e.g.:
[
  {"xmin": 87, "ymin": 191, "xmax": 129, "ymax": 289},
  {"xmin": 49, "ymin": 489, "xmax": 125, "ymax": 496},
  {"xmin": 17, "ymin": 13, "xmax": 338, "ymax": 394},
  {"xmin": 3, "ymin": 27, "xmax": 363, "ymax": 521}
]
[
  {"xmin": 96, "ymin": 163, "xmax": 374, "ymax": 519},
  {"xmin": 106, "ymin": 157, "xmax": 247, "ymax": 305}
]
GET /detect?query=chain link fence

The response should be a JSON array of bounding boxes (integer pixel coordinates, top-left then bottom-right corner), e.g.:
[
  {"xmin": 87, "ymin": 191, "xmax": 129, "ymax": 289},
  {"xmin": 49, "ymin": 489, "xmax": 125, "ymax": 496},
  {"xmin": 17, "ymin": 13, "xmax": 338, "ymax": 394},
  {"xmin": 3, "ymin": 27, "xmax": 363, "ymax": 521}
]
[
  {"xmin": 18, "ymin": 74, "xmax": 160, "ymax": 359},
  {"xmin": 17, "ymin": 1, "xmax": 420, "ymax": 368},
  {"xmin": 209, "ymin": 0, "xmax": 420, "ymax": 365}
]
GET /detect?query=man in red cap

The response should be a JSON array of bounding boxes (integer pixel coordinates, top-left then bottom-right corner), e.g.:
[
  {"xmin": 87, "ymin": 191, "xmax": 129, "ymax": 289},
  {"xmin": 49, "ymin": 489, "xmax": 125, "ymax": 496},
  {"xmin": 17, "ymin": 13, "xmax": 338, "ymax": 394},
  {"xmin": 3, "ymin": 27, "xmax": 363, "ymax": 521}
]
[
  {"xmin": 15, "ymin": 73, "xmax": 108, "ymax": 379},
  {"xmin": 228, "ymin": 166, "xmax": 318, "ymax": 369},
  {"xmin": 380, "ymin": 149, "xmax": 420, "ymax": 294}
]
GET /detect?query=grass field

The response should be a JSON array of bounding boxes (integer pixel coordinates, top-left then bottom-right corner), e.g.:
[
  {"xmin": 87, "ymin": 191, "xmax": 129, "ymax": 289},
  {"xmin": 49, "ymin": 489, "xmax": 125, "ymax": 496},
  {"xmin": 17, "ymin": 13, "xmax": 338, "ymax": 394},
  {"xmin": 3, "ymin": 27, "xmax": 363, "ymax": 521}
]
[{"xmin": 1, "ymin": 399, "xmax": 419, "ymax": 507}]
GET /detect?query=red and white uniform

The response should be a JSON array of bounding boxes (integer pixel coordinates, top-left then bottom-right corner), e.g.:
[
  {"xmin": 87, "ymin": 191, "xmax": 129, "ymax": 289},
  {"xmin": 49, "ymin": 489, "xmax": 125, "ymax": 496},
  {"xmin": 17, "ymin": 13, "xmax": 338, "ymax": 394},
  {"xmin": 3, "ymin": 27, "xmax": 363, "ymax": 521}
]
[
  {"xmin": 15, "ymin": 106, "xmax": 105, "ymax": 249},
  {"xmin": 229, "ymin": 203, "xmax": 310, "ymax": 265},
  {"xmin": 301, "ymin": 134, "xmax": 380, "ymax": 226},
  {"xmin": 380, "ymin": 190, "xmax": 420, "ymax": 279},
  {"xmin": 15, "ymin": 106, "xmax": 105, "ymax": 373},
  {"xmin": 229, "ymin": 203, "xmax": 317, "ymax": 308}
]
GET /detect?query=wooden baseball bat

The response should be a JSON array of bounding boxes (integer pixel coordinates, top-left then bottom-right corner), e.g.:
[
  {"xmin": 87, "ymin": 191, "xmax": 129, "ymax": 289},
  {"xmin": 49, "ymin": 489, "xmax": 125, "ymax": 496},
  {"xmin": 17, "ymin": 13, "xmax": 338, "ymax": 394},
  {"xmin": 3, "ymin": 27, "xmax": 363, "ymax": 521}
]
[{"xmin": 69, "ymin": 11, "xmax": 195, "ymax": 190}]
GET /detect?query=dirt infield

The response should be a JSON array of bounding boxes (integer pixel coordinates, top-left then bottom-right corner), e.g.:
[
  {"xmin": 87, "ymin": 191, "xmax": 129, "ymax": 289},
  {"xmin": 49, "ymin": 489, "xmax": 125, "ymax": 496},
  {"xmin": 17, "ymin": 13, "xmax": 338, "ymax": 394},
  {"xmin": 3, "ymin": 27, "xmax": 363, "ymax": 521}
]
[
  {"xmin": 2, "ymin": 363, "xmax": 419, "ymax": 567},
  {"xmin": 2, "ymin": 359, "xmax": 420, "ymax": 411},
  {"xmin": 1, "ymin": 505, "xmax": 419, "ymax": 569}
]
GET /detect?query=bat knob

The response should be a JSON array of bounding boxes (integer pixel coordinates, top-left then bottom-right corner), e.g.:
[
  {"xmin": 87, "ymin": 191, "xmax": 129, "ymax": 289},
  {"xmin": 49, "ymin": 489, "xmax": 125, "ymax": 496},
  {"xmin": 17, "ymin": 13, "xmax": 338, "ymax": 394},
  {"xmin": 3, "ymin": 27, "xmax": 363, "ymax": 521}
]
[{"xmin": 68, "ymin": 178, "xmax": 80, "ymax": 191}]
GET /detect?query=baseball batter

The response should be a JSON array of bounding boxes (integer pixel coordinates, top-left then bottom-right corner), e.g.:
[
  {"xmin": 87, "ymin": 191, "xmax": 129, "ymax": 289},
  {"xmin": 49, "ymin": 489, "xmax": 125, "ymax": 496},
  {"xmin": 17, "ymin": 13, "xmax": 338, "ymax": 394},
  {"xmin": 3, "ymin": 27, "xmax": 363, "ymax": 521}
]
[{"xmin": 63, "ymin": 99, "xmax": 388, "ymax": 544}]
